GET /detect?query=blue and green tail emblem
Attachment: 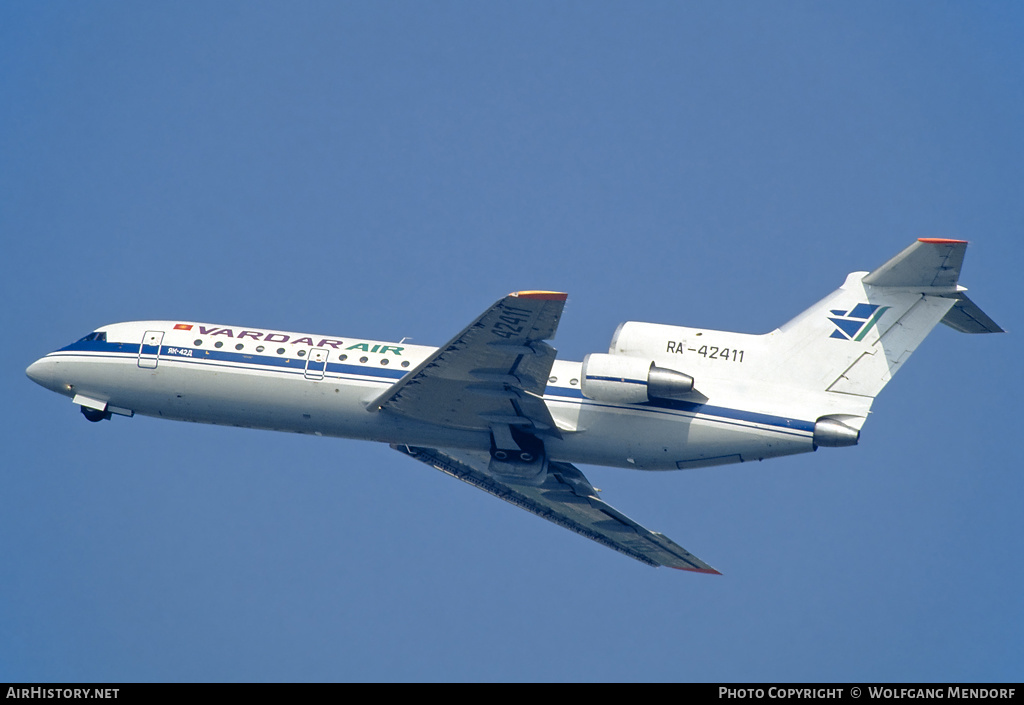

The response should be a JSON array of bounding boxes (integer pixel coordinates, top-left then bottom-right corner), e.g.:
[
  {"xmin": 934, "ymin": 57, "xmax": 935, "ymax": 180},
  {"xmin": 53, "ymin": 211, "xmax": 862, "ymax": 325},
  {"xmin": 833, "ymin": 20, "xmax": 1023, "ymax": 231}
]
[{"xmin": 828, "ymin": 303, "xmax": 890, "ymax": 341}]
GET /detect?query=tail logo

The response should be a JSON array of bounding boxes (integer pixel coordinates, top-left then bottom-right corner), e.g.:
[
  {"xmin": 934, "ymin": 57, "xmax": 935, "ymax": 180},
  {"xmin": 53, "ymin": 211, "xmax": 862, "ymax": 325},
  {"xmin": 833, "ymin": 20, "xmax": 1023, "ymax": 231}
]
[{"xmin": 828, "ymin": 304, "xmax": 890, "ymax": 341}]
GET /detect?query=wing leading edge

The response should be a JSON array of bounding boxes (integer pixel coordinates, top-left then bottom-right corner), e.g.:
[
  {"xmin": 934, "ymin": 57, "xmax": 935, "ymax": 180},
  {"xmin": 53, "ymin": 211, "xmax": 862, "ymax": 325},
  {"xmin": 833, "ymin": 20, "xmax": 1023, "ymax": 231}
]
[
  {"xmin": 394, "ymin": 445, "xmax": 720, "ymax": 573},
  {"xmin": 368, "ymin": 291, "xmax": 567, "ymax": 434}
]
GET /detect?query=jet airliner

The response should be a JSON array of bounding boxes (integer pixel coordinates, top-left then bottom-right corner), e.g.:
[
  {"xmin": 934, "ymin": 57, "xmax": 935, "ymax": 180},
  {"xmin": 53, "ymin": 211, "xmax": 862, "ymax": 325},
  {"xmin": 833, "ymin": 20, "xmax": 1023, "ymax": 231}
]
[{"xmin": 26, "ymin": 239, "xmax": 1002, "ymax": 572}]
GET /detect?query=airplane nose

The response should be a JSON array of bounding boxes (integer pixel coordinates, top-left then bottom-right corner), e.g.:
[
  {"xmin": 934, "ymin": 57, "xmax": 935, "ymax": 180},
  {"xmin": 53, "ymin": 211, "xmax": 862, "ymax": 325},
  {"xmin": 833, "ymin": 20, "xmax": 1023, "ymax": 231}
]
[{"xmin": 26, "ymin": 356, "xmax": 59, "ymax": 390}]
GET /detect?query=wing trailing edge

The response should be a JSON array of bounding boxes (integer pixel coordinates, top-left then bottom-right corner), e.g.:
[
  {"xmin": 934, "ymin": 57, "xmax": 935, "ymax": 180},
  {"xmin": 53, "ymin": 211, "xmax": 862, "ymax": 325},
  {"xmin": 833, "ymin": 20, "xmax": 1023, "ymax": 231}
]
[{"xmin": 393, "ymin": 444, "xmax": 720, "ymax": 573}]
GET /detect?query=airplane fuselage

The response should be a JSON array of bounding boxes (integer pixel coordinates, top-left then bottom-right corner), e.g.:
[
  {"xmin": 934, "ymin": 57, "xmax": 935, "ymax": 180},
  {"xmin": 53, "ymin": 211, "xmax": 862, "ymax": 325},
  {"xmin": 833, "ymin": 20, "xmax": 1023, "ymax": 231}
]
[{"xmin": 26, "ymin": 320, "xmax": 817, "ymax": 471}]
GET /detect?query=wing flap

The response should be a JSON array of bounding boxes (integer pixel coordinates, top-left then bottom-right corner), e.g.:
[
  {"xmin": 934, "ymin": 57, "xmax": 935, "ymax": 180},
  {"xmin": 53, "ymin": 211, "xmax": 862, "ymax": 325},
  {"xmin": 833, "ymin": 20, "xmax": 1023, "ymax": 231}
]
[{"xmin": 394, "ymin": 444, "xmax": 720, "ymax": 573}]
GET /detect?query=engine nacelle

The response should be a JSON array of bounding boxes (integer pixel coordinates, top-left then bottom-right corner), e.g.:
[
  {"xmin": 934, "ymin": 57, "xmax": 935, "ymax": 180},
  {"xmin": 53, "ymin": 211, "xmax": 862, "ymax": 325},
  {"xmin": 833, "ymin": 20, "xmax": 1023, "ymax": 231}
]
[
  {"xmin": 812, "ymin": 417, "xmax": 861, "ymax": 448},
  {"xmin": 581, "ymin": 353, "xmax": 694, "ymax": 404}
]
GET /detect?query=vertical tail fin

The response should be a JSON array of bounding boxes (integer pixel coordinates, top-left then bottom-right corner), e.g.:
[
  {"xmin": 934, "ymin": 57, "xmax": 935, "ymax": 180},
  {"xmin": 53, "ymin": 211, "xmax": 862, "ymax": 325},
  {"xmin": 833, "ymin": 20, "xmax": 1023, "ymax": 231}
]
[{"xmin": 771, "ymin": 239, "xmax": 1001, "ymax": 414}]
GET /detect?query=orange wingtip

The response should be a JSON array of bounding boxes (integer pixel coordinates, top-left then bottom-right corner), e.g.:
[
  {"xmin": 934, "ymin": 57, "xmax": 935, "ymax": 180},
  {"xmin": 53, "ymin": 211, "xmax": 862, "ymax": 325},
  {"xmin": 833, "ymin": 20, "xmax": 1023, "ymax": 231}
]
[
  {"xmin": 673, "ymin": 566, "xmax": 723, "ymax": 575},
  {"xmin": 918, "ymin": 238, "xmax": 968, "ymax": 244},
  {"xmin": 511, "ymin": 291, "xmax": 568, "ymax": 301}
]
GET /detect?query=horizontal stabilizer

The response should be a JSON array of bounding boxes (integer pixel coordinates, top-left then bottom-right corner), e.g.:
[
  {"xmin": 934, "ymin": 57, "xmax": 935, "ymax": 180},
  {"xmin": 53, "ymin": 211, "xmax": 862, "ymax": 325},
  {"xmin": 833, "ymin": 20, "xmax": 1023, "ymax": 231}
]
[
  {"xmin": 766, "ymin": 239, "xmax": 1001, "ymax": 409},
  {"xmin": 863, "ymin": 238, "xmax": 967, "ymax": 289},
  {"xmin": 941, "ymin": 294, "xmax": 1004, "ymax": 334}
]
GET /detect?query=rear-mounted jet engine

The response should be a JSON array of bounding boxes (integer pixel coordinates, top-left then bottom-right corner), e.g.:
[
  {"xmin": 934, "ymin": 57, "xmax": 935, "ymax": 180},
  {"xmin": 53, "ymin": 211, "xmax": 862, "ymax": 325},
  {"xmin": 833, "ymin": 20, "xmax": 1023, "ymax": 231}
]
[{"xmin": 580, "ymin": 353, "xmax": 694, "ymax": 404}]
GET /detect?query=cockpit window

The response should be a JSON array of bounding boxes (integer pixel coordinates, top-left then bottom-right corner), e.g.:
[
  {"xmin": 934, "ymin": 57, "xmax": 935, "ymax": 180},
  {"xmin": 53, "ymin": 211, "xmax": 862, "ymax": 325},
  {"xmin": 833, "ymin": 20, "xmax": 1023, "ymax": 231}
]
[{"xmin": 77, "ymin": 332, "xmax": 107, "ymax": 343}]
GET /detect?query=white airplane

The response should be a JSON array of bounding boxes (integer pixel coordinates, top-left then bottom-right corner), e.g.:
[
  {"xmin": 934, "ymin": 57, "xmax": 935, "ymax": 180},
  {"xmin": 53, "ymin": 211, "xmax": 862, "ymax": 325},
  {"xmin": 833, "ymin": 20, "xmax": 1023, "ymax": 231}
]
[{"xmin": 26, "ymin": 239, "xmax": 1002, "ymax": 572}]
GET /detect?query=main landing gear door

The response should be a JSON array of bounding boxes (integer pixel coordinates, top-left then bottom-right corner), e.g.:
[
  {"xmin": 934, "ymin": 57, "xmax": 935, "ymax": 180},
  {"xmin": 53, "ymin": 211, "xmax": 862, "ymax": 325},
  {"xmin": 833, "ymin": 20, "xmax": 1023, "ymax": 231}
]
[
  {"xmin": 138, "ymin": 330, "xmax": 164, "ymax": 369},
  {"xmin": 304, "ymin": 347, "xmax": 328, "ymax": 380}
]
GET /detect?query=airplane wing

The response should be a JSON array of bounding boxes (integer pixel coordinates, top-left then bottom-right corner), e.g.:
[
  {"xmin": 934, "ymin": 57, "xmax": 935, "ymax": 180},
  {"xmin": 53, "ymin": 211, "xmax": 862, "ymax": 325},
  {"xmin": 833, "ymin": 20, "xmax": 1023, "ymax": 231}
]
[
  {"xmin": 394, "ymin": 444, "xmax": 720, "ymax": 573},
  {"xmin": 368, "ymin": 291, "xmax": 567, "ymax": 435}
]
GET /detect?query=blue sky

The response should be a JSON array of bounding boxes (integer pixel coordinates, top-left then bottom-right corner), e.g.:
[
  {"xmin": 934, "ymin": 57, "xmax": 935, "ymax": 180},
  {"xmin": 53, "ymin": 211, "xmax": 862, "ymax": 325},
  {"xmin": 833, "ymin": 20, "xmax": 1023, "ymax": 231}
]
[{"xmin": 2, "ymin": 2, "xmax": 1021, "ymax": 682}]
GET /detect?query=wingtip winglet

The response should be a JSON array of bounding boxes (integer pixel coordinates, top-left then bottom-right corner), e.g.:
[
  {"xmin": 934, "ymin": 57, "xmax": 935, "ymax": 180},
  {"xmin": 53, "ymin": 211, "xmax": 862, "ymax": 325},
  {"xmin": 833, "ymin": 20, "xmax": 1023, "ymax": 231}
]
[{"xmin": 511, "ymin": 290, "xmax": 568, "ymax": 301}]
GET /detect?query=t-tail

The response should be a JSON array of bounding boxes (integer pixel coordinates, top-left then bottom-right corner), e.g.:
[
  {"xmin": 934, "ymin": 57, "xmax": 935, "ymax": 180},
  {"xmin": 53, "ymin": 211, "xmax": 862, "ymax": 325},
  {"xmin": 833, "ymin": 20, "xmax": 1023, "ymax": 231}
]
[
  {"xmin": 606, "ymin": 238, "xmax": 1002, "ymax": 452},
  {"xmin": 764, "ymin": 238, "xmax": 1002, "ymax": 438}
]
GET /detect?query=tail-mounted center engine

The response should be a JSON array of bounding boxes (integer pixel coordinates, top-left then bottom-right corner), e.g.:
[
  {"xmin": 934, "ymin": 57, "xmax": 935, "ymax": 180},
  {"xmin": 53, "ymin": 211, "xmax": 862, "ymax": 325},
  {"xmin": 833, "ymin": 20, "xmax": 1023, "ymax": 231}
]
[
  {"xmin": 581, "ymin": 353, "xmax": 695, "ymax": 404},
  {"xmin": 812, "ymin": 417, "xmax": 861, "ymax": 448}
]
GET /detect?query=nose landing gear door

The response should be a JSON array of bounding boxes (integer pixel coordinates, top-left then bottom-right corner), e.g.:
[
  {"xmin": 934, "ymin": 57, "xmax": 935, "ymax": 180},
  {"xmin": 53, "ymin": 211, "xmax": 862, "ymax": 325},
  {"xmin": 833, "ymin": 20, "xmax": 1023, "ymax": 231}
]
[
  {"xmin": 304, "ymin": 347, "xmax": 328, "ymax": 380},
  {"xmin": 138, "ymin": 330, "xmax": 165, "ymax": 369}
]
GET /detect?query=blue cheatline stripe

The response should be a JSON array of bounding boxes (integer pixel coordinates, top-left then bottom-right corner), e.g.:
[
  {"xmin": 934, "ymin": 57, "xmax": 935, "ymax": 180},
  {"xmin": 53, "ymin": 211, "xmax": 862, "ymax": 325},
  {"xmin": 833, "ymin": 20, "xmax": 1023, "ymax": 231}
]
[
  {"xmin": 54, "ymin": 340, "xmax": 408, "ymax": 380},
  {"xmin": 59, "ymin": 339, "xmax": 136, "ymax": 354},
  {"xmin": 649, "ymin": 398, "xmax": 815, "ymax": 433},
  {"xmin": 543, "ymin": 385, "xmax": 815, "ymax": 435},
  {"xmin": 53, "ymin": 340, "xmax": 814, "ymax": 435},
  {"xmin": 585, "ymin": 375, "xmax": 646, "ymax": 385}
]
